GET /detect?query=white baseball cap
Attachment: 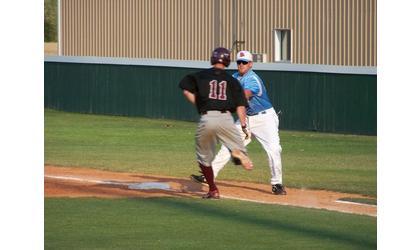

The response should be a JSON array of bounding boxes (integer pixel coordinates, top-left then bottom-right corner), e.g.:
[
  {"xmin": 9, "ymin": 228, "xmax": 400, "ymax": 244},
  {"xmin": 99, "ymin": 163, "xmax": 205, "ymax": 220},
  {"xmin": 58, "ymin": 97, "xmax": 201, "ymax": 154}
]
[{"xmin": 236, "ymin": 50, "xmax": 253, "ymax": 62}]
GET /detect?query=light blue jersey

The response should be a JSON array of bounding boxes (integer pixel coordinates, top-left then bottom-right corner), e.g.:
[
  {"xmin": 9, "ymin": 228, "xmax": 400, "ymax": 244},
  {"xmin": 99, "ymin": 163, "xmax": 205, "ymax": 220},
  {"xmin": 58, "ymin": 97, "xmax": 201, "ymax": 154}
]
[{"xmin": 232, "ymin": 70, "xmax": 273, "ymax": 115}]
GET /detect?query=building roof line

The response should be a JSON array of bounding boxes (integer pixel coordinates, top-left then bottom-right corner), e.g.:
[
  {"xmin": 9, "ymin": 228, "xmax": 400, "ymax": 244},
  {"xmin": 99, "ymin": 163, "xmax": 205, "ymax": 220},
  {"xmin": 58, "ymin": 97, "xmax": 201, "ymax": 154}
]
[{"xmin": 44, "ymin": 56, "xmax": 377, "ymax": 75}]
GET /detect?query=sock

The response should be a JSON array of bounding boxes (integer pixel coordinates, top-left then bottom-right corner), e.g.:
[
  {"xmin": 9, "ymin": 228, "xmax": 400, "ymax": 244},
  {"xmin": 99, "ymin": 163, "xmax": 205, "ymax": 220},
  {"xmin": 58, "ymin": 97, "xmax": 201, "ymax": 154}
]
[{"xmin": 199, "ymin": 163, "xmax": 217, "ymax": 192}]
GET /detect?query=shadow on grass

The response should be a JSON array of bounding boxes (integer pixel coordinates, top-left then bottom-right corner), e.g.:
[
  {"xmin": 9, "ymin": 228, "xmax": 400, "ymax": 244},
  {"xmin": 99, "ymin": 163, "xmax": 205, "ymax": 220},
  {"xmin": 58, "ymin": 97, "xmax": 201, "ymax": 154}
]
[{"xmin": 141, "ymin": 197, "xmax": 376, "ymax": 249}]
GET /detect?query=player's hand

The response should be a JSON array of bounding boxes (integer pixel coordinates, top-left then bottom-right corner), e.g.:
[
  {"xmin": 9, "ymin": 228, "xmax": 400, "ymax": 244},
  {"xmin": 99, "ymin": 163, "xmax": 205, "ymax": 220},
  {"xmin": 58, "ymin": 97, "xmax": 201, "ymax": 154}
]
[{"xmin": 241, "ymin": 124, "xmax": 251, "ymax": 140}]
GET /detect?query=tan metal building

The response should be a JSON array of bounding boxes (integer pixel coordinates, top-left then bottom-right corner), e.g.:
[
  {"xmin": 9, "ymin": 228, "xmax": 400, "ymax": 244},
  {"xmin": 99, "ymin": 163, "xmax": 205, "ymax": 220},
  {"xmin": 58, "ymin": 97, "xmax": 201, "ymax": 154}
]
[{"xmin": 58, "ymin": 0, "xmax": 376, "ymax": 66}]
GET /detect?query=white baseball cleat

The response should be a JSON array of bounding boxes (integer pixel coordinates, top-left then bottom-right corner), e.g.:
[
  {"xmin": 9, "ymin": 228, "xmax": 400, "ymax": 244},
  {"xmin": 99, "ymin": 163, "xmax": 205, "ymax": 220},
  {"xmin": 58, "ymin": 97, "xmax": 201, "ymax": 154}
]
[{"xmin": 231, "ymin": 149, "xmax": 253, "ymax": 170}]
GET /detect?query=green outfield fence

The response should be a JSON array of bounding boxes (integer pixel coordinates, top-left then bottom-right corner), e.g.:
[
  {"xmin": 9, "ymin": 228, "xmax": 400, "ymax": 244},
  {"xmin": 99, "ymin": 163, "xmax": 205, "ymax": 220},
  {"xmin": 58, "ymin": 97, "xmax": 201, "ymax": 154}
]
[{"xmin": 44, "ymin": 57, "xmax": 377, "ymax": 135}]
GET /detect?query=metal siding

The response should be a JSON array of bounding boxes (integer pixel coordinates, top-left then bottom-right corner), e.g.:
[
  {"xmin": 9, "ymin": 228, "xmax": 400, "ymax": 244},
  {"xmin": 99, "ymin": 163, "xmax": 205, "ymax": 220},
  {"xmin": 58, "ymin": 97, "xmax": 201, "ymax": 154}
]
[{"xmin": 60, "ymin": 0, "xmax": 376, "ymax": 66}]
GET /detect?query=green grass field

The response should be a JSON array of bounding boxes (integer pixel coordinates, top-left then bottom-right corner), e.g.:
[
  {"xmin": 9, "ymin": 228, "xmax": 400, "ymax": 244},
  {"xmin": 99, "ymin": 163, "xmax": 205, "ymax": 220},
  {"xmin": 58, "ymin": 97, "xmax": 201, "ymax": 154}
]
[
  {"xmin": 45, "ymin": 109, "xmax": 376, "ymax": 196},
  {"xmin": 45, "ymin": 198, "xmax": 376, "ymax": 250},
  {"xmin": 45, "ymin": 109, "xmax": 377, "ymax": 249}
]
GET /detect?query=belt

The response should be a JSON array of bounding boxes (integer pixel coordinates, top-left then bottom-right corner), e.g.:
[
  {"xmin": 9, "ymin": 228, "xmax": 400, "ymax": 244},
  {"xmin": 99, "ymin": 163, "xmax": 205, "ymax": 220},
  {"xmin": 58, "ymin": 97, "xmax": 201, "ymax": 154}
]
[
  {"xmin": 248, "ymin": 110, "xmax": 267, "ymax": 116},
  {"xmin": 200, "ymin": 110, "xmax": 228, "ymax": 115}
]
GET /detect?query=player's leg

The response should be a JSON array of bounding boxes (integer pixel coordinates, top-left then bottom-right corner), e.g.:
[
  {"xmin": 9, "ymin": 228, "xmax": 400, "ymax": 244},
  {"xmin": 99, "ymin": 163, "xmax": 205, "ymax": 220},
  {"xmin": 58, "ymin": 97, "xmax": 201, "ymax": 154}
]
[
  {"xmin": 198, "ymin": 163, "xmax": 219, "ymax": 198},
  {"xmin": 250, "ymin": 110, "xmax": 286, "ymax": 194},
  {"xmin": 216, "ymin": 114, "xmax": 253, "ymax": 170},
  {"xmin": 195, "ymin": 116, "xmax": 219, "ymax": 198},
  {"xmin": 211, "ymin": 144, "xmax": 231, "ymax": 177},
  {"xmin": 255, "ymin": 133, "xmax": 283, "ymax": 185},
  {"xmin": 212, "ymin": 121, "xmax": 252, "ymax": 177},
  {"xmin": 192, "ymin": 120, "xmax": 252, "ymax": 184},
  {"xmin": 195, "ymin": 117, "xmax": 217, "ymax": 167}
]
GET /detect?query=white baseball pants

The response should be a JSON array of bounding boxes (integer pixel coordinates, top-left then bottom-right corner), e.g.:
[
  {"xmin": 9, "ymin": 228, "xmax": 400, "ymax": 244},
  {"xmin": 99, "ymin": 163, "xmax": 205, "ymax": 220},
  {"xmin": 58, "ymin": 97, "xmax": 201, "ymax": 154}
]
[
  {"xmin": 195, "ymin": 111, "xmax": 247, "ymax": 167},
  {"xmin": 211, "ymin": 107, "xmax": 283, "ymax": 185}
]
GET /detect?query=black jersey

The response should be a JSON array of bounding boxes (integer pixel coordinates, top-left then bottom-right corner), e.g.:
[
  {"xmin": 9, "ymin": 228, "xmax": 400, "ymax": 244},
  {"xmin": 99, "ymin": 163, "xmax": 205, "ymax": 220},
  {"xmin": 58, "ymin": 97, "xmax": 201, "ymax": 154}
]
[{"xmin": 179, "ymin": 68, "xmax": 248, "ymax": 114}]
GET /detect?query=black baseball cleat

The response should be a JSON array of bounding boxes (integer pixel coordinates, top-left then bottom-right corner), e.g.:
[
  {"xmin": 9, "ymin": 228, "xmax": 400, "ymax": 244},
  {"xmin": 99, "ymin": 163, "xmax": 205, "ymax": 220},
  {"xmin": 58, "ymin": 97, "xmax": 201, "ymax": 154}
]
[
  {"xmin": 272, "ymin": 184, "xmax": 287, "ymax": 195},
  {"xmin": 190, "ymin": 174, "xmax": 208, "ymax": 185},
  {"xmin": 231, "ymin": 157, "xmax": 242, "ymax": 165},
  {"xmin": 231, "ymin": 149, "xmax": 253, "ymax": 170}
]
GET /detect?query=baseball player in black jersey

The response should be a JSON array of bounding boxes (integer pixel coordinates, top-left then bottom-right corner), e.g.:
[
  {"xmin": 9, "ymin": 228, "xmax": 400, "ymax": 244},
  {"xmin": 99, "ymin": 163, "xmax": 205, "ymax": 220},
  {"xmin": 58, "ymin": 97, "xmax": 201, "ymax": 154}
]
[{"xmin": 179, "ymin": 47, "xmax": 253, "ymax": 199}]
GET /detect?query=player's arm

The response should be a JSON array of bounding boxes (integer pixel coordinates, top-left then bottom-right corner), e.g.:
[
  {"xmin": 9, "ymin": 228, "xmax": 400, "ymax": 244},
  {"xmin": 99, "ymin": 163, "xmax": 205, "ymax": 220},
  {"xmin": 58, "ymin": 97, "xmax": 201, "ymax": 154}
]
[
  {"xmin": 182, "ymin": 90, "xmax": 196, "ymax": 104},
  {"xmin": 236, "ymin": 106, "xmax": 247, "ymax": 127},
  {"xmin": 243, "ymin": 76, "xmax": 262, "ymax": 98},
  {"xmin": 232, "ymin": 78, "xmax": 251, "ymax": 139},
  {"xmin": 232, "ymin": 78, "xmax": 248, "ymax": 126},
  {"xmin": 237, "ymin": 106, "xmax": 251, "ymax": 139},
  {"xmin": 179, "ymin": 74, "xmax": 197, "ymax": 105}
]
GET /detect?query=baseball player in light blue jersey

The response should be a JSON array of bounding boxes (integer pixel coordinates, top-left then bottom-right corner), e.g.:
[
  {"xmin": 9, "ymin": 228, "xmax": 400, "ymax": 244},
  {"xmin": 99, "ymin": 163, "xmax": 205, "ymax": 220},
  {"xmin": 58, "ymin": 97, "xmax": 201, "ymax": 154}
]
[{"xmin": 191, "ymin": 50, "xmax": 286, "ymax": 195}]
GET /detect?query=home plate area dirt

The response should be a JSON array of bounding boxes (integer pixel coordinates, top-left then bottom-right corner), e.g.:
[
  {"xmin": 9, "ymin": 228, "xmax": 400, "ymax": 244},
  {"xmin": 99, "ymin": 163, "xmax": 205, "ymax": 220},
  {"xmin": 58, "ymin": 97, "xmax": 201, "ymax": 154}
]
[{"xmin": 45, "ymin": 165, "xmax": 376, "ymax": 217}]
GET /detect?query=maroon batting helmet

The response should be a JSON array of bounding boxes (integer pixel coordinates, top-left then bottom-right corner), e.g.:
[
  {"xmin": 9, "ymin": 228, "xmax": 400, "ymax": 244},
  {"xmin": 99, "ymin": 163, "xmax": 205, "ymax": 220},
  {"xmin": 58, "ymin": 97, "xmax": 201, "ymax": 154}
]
[{"xmin": 210, "ymin": 47, "xmax": 231, "ymax": 67}]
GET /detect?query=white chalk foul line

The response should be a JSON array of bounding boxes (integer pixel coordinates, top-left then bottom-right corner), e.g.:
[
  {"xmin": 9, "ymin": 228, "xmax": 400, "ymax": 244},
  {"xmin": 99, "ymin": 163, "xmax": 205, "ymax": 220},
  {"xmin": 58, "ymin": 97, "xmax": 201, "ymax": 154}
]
[
  {"xmin": 222, "ymin": 195, "xmax": 376, "ymax": 217},
  {"xmin": 221, "ymin": 195, "xmax": 287, "ymax": 205},
  {"xmin": 223, "ymin": 195, "xmax": 377, "ymax": 208},
  {"xmin": 334, "ymin": 199, "xmax": 377, "ymax": 207},
  {"xmin": 45, "ymin": 175, "xmax": 376, "ymax": 216},
  {"xmin": 44, "ymin": 175, "xmax": 171, "ymax": 190},
  {"xmin": 45, "ymin": 176, "xmax": 281, "ymax": 203},
  {"xmin": 45, "ymin": 175, "xmax": 125, "ymax": 186}
]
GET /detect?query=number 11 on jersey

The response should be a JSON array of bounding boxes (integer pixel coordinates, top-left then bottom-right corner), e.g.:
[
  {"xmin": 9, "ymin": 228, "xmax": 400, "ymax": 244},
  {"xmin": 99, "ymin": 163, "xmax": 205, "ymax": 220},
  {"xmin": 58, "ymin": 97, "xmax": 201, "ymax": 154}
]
[{"xmin": 208, "ymin": 80, "xmax": 227, "ymax": 100}]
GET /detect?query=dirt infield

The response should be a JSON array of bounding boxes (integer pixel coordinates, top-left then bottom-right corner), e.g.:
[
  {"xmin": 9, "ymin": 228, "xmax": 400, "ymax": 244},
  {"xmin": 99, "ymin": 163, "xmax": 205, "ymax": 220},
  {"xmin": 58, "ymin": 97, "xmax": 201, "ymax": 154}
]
[{"xmin": 45, "ymin": 165, "xmax": 376, "ymax": 217}]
